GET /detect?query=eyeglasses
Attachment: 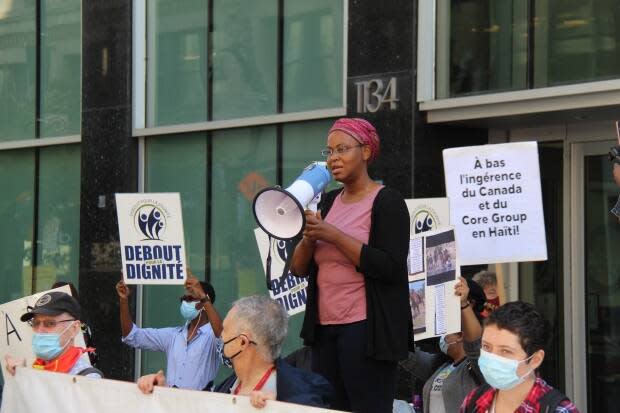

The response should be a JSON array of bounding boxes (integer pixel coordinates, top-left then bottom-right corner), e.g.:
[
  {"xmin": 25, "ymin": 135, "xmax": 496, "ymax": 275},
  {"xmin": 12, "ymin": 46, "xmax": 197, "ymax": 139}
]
[
  {"xmin": 179, "ymin": 295, "xmax": 199, "ymax": 302},
  {"xmin": 321, "ymin": 144, "xmax": 364, "ymax": 158},
  {"xmin": 28, "ymin": 319, "xmax": 76, "ymax": 329}
]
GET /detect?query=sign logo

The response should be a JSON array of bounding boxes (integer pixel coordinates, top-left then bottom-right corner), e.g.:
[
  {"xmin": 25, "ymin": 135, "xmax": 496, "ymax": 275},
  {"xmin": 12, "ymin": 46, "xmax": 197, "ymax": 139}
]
[
  {"xmin": 271, "ymin": 239, "xmax": 293, "ymax": 266},
  {"xmin": 412, "ymin": 209, "xmax": 439, "ymax": 234},
  {"xmin": 134, "ymin": 205, "xmax": 166, "ymax": 241}
]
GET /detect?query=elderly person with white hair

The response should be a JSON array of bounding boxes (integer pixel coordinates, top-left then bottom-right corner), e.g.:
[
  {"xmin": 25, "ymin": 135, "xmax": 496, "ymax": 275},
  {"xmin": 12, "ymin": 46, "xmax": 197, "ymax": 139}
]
[{"xmin": 138, "ymin": 295, "xmax": 333, "ymax": 409}]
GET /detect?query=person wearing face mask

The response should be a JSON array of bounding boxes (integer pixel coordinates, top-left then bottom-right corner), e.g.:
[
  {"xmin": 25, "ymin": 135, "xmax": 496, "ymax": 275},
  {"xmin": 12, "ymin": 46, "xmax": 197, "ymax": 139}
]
[
  {"xmin": 116, "ymin": 272, "xmax": 223, "ymax": 390},
  {"xmin": 137, "ymin": 295, "xmax": 333, "ymax": 409},
  {"xmin": 406, "ymin": 277, "xmax": 483, "ymax": 413},
  {"xmin": 460, "ymin": 301, "xmax": 579, "ymax": 413},
  {"xmin": 4, "ymin": 291, "xmax": 102, "ymax": 378}
]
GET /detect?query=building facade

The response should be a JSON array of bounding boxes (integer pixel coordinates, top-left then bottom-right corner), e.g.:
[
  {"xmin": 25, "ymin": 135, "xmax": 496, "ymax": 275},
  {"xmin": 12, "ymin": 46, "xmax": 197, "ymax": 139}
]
[{"xmin": 0, "ymin": 1, "xmax": 618, "ymax": 411}]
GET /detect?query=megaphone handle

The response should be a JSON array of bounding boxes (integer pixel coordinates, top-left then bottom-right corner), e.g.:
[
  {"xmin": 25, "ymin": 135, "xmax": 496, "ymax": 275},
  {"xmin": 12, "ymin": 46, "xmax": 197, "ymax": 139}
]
[{"xmin": 265, "ymin": 236, "xmax": 273, "ymax": 290}]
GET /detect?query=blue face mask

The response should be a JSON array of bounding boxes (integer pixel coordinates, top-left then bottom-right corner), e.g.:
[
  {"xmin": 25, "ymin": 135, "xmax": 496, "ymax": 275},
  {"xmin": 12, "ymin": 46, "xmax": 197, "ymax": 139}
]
[
  {"xmin": 32, "ymin": 323, "xmax": 74, "ymax": 361},
  {"xmin": 478, "ymin": 349, "xmax": 535, "ymax": 390},
  {"xmin": 439, "ymin": 335, "xmax": 462, "ymax": 356},
  {"xmin": 180, "ymin": 300, "xmax": 201, "ymax": 321}
]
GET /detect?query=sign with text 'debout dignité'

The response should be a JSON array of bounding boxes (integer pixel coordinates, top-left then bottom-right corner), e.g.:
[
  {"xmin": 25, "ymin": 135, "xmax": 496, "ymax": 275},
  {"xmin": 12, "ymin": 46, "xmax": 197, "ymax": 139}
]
[
  {"xmin": 116, "ymin": 193, "xmax": 187, "ymax": 285},
  {"xmin": 443, "ymin": 142, "xmax": 547, "ymax": 265}
]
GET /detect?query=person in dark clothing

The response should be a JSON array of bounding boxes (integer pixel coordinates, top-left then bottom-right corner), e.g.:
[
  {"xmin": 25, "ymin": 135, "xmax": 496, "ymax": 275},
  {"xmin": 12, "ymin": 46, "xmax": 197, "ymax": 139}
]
[
  {"xmin": 290, "ymin": 117, "xmax": 412, "ymax": 413},
  {"xmin": 137, "ymin": 295, "xmax": 332, "ymax": 409}
]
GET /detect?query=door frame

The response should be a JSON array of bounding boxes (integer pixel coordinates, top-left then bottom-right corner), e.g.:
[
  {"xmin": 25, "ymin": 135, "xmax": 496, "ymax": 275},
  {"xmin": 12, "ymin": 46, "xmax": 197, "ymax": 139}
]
[{"xmin": 569, "ymin": 139, "xmax": 616, "ymax": 412}]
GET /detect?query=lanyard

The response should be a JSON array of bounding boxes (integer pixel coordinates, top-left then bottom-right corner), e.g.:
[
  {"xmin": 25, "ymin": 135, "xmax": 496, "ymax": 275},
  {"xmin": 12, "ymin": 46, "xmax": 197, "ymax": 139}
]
[{"xmin": 233, "ymin": 366, "xmax": 276, "ymax": 395}]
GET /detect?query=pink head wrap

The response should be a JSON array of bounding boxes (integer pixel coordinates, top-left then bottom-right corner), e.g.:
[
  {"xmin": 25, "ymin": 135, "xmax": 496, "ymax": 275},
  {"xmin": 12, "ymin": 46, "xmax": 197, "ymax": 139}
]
[{"xmin": 328, "ymin": 118, "xmax": 381, "ymax": 163}]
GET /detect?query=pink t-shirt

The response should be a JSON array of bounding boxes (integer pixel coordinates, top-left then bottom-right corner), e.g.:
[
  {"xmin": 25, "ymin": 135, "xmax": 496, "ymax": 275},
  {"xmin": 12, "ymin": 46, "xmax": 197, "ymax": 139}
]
[{"xmin": 314, "ymin": 186, "xmax": 383, "ymax": 325}]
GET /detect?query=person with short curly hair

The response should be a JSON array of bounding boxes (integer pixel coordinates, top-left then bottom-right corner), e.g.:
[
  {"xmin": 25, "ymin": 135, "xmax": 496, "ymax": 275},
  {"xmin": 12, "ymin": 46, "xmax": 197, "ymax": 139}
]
[{"xmin": 460, "ymin": 301, "xmax": 579, "ymax": 412}]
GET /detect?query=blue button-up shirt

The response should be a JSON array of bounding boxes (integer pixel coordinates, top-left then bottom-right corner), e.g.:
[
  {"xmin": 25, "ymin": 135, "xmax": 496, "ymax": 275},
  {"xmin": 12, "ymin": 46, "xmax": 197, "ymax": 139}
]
[{"xmin": 122, "ymin": 322, "xmax": 221, "ymax": 390}]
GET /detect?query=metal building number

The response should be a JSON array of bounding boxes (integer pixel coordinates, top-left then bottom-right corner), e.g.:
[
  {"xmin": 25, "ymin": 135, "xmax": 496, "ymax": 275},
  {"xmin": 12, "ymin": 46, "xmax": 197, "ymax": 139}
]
[{"xmin": 355, "ymin": 77, "xmax": 399, "ymax": 113}]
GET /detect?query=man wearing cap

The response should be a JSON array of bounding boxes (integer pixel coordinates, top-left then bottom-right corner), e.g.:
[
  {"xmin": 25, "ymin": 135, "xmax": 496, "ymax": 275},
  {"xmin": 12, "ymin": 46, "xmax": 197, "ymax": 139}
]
[
  {"xmin": 4, "ymin": 291, "xmax": 102, "ymax": 378},
  {"xmin": 116, "ymin": 274, "xmax": 223, "ymax": 390}
]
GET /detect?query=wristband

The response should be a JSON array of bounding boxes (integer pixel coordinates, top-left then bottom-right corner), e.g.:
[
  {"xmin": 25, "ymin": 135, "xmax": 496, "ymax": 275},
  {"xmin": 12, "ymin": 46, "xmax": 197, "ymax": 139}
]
[{"xmin": 461, "ymin": 302, "xmax": 470, "ymax": 310}]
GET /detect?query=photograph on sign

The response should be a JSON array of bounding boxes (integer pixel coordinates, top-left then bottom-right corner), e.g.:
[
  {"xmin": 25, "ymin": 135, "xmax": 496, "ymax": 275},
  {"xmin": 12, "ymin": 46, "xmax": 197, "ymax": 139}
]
[
  {"xmin": 409, "ymin": 227, "xmax": 461, "ymax": 341},
  {"xmin": 254, "ymin": 228, "xmax": 308, "ymax": 316},
  {"xmin": 409, "ymin": 279, "xmax": 426, "ymax": 334},
  {"xmin": 425, "ymin": 230, "xmax": 456, "ymax": 286},
  {"xmin": 115, "ymin": 193, "xmax": 187, "ymax": 285},
  {"xmin": 443, "ymin": 141, "xmax": 547, "ymax": 265}
]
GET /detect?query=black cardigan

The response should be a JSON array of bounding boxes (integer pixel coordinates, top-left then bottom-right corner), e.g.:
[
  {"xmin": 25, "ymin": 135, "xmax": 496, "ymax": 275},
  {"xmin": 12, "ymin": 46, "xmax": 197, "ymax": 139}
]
[{"xmin": 299, "ymin": 186, "xmax": 413, "ymax": 361}]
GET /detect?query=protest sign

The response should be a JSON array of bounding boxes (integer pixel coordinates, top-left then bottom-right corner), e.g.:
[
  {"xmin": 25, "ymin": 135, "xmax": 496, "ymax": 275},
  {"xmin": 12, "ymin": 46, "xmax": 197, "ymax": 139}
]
[
  {"xmin": 0, "ymin": 286, "xmax": 89, "ymax": 380},
  {"xmin": 443, "ymin": 142, "xmax": 547, "ymax": 265},
  {"xmin": 116, "ymin": 193, "xmax": 187, "ymax": 284},
  {"xmin": 254, "ymin": 228, "xmax": 308, "ymax": 316},
  {"xmin": 408, "ymin": 227, "xmax": 461, "ymax": 341},
  {"xmin": 0, "ymin": 367, "xmax": 339, "ymax": 413},
  {"xmin": 405, "ymin": 198, "xmax": 450, "ymax": 236}
]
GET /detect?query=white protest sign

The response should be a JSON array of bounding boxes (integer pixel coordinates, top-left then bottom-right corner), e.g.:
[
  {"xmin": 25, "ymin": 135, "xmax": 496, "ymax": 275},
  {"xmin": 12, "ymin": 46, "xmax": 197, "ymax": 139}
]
[
  {"xmin": 254, "ymin": 228, "xmax": 308, "ymax": 316},
  {"xmin": 443, "ymin": 142, "xmax": 547, "ymax": 265},
  {"xmin": 116, "ymin": 193, "xmax": 187, "ymax": 284},
  {"xmin": 1, "ymin": 367, "xmax": 339, "ymax": 413},
  {"xmin": 0, "ymin": 286, "xmax": 89, "ymax": 379},
  {"xmin": 408, "ymin": 227, "xmax": 461, "ymax": 341},
  {"xmin": 405, "ymin": 198, "xmax": 450, "ymax": 236}
]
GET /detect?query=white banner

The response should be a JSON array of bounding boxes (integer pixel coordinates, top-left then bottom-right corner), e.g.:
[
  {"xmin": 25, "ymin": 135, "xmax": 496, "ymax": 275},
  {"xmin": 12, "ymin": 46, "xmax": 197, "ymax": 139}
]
[
  {"xmin": 0, "ymin": 286, "xmax": 89, "ymax": 380},
  {"xmin": 443, "ymin": 142, "xmax": 547, "ymax": 265},
  {"xmin": 254, "ymin": 229, "xmax": 308, "ymax": 316},
  {"xmin": 0, "ymin": 368, "xmax": 339, "ymax": 413},
  {"xmin": 405, "ymin": 198, "xmax": 450, "ymax": 236},
  {"xmin": 408, "ymin": 227, "xmax": 461, "ymax": 341},
  {"xmin": 116, "ymin": 193, "xmax": 187, "ymax": 284}
]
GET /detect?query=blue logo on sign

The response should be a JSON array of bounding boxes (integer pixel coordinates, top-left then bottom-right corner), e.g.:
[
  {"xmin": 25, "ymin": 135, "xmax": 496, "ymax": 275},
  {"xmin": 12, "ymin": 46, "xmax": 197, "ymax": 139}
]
[{"xmin": 135, "ymin": 206, "xmax": 165, "ymax": 240}]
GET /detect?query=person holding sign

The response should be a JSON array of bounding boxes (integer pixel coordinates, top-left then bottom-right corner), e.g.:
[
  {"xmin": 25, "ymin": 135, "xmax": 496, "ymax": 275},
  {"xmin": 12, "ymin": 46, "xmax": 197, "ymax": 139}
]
[
  {"xmin": 137, "ymin": 295, "xmax": 333, "ymax": 409},
  {"xmin": 460, "ymin": 301, "xmax": 579, "ymax": 413},
  {"xmin": 289, "ymin": 118, "xmax": 412, "ymax": 413},
  {"xmin": 116, "ymin": 273, "xmax": 223, "ymax": 390},
  {"xmin": 4, "ymin": 292, "xmax": 102, "ymax": 378}
]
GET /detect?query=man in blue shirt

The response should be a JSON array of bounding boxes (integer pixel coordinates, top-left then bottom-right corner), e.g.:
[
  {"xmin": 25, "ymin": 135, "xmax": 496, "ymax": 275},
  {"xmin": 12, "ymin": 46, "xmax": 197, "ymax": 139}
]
[{"xmin": 116, "ymin": 274, "xmax": 223, "ymax": 390}]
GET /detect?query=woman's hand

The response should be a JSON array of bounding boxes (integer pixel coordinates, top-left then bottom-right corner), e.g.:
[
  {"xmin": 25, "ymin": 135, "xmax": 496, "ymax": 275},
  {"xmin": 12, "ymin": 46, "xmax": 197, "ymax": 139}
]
[{"xmin": 303, "ymin": 211, "xmax": 340, "ymax": 243}]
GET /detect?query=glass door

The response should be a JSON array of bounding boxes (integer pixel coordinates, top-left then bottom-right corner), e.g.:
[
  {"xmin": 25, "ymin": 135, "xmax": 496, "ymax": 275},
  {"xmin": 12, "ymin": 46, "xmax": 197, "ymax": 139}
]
[{"xmin": 573, "ymin": 140, "xmax": 620, "ymax": 412}]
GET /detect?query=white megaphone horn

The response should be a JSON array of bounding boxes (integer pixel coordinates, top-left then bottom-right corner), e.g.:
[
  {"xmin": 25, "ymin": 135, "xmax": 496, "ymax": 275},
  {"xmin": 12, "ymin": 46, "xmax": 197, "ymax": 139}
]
[{"xmin": 253, "ymin": 162, "xmax": 332, "ymax": 240}]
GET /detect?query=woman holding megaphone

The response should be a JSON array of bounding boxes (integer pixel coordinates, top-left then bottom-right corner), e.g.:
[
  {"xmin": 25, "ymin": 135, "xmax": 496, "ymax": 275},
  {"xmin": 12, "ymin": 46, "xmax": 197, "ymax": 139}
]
[{"xmin": 290, "ymin": 118, "xmax": 412, "ymax": 413}]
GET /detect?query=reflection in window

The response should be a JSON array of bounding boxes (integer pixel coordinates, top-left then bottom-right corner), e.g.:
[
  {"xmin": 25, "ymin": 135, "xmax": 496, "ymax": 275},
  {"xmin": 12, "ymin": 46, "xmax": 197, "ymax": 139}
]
[
  {"xmin": 147, "ymin": 0, "xmax": 208, "ymax": 126},
  {"xmin": 40, "ymin": 0, "xmax": 81, "ymax": 137},
  {"xmin": 283, "ymin": 1, "xmax": 343, "ymax": 112},
  {"xmin": 212, "ymin": 0, "xmax": 277, "ymax": 120},
  {"xmin": 0, "ymin": 1, "xmax": 36, "ymax": 141}
]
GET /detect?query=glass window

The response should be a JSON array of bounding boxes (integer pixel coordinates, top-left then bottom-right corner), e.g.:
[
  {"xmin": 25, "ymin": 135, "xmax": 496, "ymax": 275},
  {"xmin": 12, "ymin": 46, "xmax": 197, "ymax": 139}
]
[
  {"xmin": 518, "ymin": 142, "xmax": 564, "ymax": 390},
  {"xmin": 34, "ymin": 144, "xmax": 81, "ymax": 292},
  {"xmin": 212, "ymin": 0, "xmax": 278, "ymax": 120},
  {"xmin": 584, "ymin": 153, "xmax": 620, "ymax": 412},
  {"xmin": 147, "ymin": 0, "xmax": 208, "ymax": 127},
  {"xmin": 210, "ymin": 126, "xmax": 276, "ymax": 311},
  {"xmin": 283, "ymin": 1, "xmax": 344, "ymax": 112},
  {"xmin": 0, "ymin": 1, "xmax": 36, "ymax": 141},
  {"xmin": 39, "ymin": 0, "xmax": 81, "ymax": 137},
  {"xmin": 436, "ymin": 0, "xmax": 528, "ymax": 97},
  {"xmin": 142, "ymin": 133, "xmax": 208, "ymax": 374},
  {"xmin": 534, "ymin": 0, "xmax": 620, "ymax": 87},
  {"xmin": 0, "ymin": 149, "xmax": 35, "ymax": 303}
]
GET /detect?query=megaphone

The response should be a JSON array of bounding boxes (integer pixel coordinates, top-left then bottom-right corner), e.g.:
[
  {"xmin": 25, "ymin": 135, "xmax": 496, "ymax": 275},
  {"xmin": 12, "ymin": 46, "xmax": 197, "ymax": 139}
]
[{"xmin": 253, "ymin": 162, "xmax": 331, "ymax": 240}]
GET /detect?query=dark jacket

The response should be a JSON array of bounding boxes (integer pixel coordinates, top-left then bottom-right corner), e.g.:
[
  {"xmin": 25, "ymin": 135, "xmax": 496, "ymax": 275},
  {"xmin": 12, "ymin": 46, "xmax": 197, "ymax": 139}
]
[
  {"xmin": 214, "ymin": 358, "xmax": 333, "ymax": 408},
  {"xmin": 300, "ymin": 186, "xmax": 413, "ymax": 361}
]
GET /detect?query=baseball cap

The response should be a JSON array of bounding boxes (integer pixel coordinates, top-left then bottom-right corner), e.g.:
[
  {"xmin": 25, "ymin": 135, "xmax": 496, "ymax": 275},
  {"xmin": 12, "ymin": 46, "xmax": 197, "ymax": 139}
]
[{"xmin": 20, "ymin": 291, "xmax": 82, "ymax": 322}]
